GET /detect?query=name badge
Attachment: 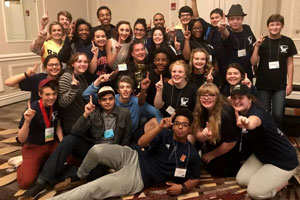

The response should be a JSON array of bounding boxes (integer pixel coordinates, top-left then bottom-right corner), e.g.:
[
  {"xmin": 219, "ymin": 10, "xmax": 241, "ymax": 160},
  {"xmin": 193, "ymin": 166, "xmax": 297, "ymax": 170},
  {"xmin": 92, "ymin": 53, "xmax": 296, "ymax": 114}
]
[
  {"xmin": 209, "ymin": 55, "xmax": 212, "ymax": 63},
  {"xmin": 118, "ymin": 63, "xmax": 127, "ymax": 71},
  {"xmin": 166, "ymin": 106, "xmax": 176, "ymax": 116},
  {"xmin": 238, "ymin": 49, "xmax": 246, "ymax": 57},
  {"xmin": 174, "ymin": 168, "xmax": 187, "ymax": 178},
  {"xmin": 269, "ymin": 61, "xmax": 280, "ymax": 69},
  {"xmin": 104, "ymin": 129, "xmax": 114, "ymax": 139},
  {"xmin": 45, "ymin": 127, "xmax": 54, "ymax": 142}
]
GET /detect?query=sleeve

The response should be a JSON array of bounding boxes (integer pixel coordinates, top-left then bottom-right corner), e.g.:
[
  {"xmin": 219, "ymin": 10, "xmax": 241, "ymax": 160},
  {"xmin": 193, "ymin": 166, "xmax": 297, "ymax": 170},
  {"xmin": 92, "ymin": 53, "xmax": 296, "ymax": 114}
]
[
  {"xmin": 82, "ymin": 82, "xmax": 100, "ymax": 106},
  {"xmin": 287, "ymin": 38, "xmax": 298, "ymax": 56},
  {"xmin": 58, "ymin": 72, "xmax": 79, "ymax": 108},
  {"xmin": 18, "ymin": 74, "xmax": 41, "ymax": 91},
  {"xmin": 120, "ymin": 110, "xmax": 132, "ymax": 146},
  {"xmin": 58, "ymin": 37, "xmax": 72, "ymax": 63},
  {"xmin": 71, "ymin": 114, "xmax": 92, "ymax": 135},
  {"xmin": 140, "ymin": 102, "xmax": 163, "ymax": 123},
  {"xmin": 220, "ymin": 106, "xmax": 239, "ymax": 142}
]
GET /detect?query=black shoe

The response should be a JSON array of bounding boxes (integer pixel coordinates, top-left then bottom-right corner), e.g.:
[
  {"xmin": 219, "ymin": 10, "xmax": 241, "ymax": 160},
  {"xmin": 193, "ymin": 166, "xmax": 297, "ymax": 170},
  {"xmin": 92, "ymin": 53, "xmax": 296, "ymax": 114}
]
[{"xmin": 20, "ymin": 182, "xmax": 47, "ymax": 199}]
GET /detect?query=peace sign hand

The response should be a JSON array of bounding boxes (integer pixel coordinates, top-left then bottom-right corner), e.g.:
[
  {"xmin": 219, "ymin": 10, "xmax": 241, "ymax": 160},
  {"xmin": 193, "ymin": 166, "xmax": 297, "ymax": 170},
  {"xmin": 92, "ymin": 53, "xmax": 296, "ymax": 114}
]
[
  {"xmin": 91, "ymin": 41, "xmax": 99, "ymax": 55},
  {"xmin": 26, "ymin": 64, "xmax": 39, "ymax": 77},
  {"xmin": 155, "ymin": 74, "xmax": 164, "ymax": 92},
  {"xmin": 71, "ymin": 73, "xmax": 80, "ymax": 86},
  {"xmin": 24, "ymin": 101, "xmax": 36, "ymax": 122},
  {"xmin": 206, "ymin": 68, "xmax": 214, "ymax": 83},
  {"xmin": 41, "ymin": 12, "xmax": 49, "ymax": 30}
]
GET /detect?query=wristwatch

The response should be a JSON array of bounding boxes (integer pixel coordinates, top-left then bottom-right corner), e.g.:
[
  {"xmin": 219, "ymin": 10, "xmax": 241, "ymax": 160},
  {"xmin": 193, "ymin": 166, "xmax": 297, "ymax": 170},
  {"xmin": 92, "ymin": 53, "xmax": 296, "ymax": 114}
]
[{"xmin": 181, "ymin": 183, "xmax": 187, "ymax": 194}]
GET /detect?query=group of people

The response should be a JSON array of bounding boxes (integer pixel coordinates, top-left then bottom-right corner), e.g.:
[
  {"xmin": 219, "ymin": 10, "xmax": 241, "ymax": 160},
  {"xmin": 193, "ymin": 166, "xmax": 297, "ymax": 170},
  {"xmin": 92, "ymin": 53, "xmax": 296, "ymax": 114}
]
[{"xmin": 4, "ymin": 0, "xmax": 299, "ymax": 200}]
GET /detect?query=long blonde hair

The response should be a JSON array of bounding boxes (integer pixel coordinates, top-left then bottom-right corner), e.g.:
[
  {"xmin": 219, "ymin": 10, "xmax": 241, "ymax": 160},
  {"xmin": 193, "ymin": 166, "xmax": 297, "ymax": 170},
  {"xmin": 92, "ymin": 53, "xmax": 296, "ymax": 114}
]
[
  {"xmin": 192, "ymin": 83, "xmax": 223, "ymax": 144},
  {"xmin": 188, "ymin": 48, "xmax": 214, "ymax": 76}
]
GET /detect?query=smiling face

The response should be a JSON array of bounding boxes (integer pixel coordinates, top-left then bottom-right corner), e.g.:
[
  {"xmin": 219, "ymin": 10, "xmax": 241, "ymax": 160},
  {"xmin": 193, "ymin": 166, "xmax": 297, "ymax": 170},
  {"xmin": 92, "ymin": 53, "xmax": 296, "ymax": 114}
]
[
  {"xmin": 191, "ymin": 21, "xmax": 203, "ymax": 38},
  {"xmin": 132, "ymin": 43, "xmax": 146, "ymax": 63},
  {"xmin": 153, "ymin": 14, "xmax": 165, "ymax": 28},
  {"xmin": 192, "ymin": 51, "xmax": 207, "ymax": 71},
  {"xmin": 210, "ymin": 13, "xmax": 222, "ymax": 27},
  {"xmin": 134, "ymin": 23, "xmax": 146, "ymax": 40},
  {"xmin": 39, "ymin": 87, "xmax": 57, "ymax": 107},
  {"xmin": 58, "ymin": 14, "xmax": 71, "ymax": 29},
  {"xmin": 226, "ymin": 67, "xmax": 242, "ymax": 86},
  {"xmin": 154, "ymin": 52, "xmax": 168, "ymax": 73},
  {"xmin": 152, "ymin": 29, "xmax": 164, "ymax": 46},
  {"xmin": 228, "ymin": 16, "xmax": 243, "ymax": 32},
  {"xmin": 172, "ymin": 115, "xmax": 191, "ymax": 143},
  {"xmin": 99, "ymin": 93, "xmax": 115, "ymax": 112},
  {"xmin": 72, "ymin": 55, "xmax": 89, "ymax": 75},
  {"xmin": 199, "ymin": 92, "xmax": 217, "ymax": 111},
  {"xmin": 171, "ymin": 64, "xmax": 186, "ymax": 85},
  {"xmin": 231, "ymin": 94, "xmax": 251, "ymax": 114},
  {"xmin": 118, "ymin": 81, "xmax": 133, "ymax": 101},
  {"xmin": 93, "ymin": 30, "xmax": 107, "ymax": 48},
  {"xmin": 46, "ymin": 57, "xmax": 61, "ymax": 78},
  {"xmin": 267, "ymin": 21, "xmax": 283, "ymax": 37},
  {"xmin": 98, "ymin": 8, "xmax": 111, "ymax": 26},
  {"xmin": 78, "ymin": 24, "xmax": 90, "ymax": 40},
  {"xmin": 50, "ymin": 24, "xmax": 63, "ymax": 40},
  {"xmin": 179, "ymin": 12, "xmax": 192, "ymax": 25},
  {"xmin": 118, "ymin": 24, "xmax": 131, "ymax": 42}
]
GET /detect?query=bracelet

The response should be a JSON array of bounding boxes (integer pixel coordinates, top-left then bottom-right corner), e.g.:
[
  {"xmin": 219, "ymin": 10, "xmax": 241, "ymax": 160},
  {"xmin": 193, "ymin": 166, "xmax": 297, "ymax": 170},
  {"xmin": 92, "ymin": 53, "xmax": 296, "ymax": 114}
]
[
  {"xmin": 181, "ymin": 183, "xmax": 187, "ymax": 194},
  {"xmin": 24, "ymin": 72, "xmax": 29, "ymax": 78}
]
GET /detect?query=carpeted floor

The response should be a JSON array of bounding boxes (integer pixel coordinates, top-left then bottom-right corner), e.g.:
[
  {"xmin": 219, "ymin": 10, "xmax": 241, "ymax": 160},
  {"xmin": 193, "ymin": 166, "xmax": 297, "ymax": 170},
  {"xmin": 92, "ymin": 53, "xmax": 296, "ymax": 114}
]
[{"xmin": 0, "ymin": 101, "xmax": 299, "ymax": 200}]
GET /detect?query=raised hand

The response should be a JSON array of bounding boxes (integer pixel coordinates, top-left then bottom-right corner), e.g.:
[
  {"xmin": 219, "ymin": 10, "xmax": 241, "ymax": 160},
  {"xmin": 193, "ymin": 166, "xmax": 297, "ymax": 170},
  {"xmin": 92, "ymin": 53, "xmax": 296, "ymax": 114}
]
[
  {"xmin": 183, "ymin": 28, "xmax": 191, "ymax": 40},
  {"xmin": 155, "ymin": 74, "xmax": 164, "ymax": 92},
  {"xmin": 115, "ymin": 37, "xmax": 123, "ymax": 52},
  {"xmin": 91, "ymin": 41, "xmax": 99, "ymax": 55},
  {"xmin": 202, "ymin": 122, "xmax": 212, "ymax": 138},
  {"xmin": 94, "ymin": 72, "xmax": 112, "ymax": 87},
  {"xmin": 24, "ymin": 101, "xmax": 36, "ymax": 122},
  {"xmin": 235, "ymin": 110, "xmax": 249, "ymax": 129},
  {"xmin": 206, "ymin": 67, "xmax": 214, "ymax": 83},
  {"xmin": 141, "ymin": 72, "xmax": 151, "ymax": 90},
  {"xmin": 174, "ymin": 36, "xmax": 181, "ymax": 51},
  {"xmin": 241, "ymin": 73, "xmax": 252, "ymax": 88},
  {"xmin": 68, "ymin": 21, "xmax": 75, "ymax": 40},
  {"xmin": 166, "ymin": 22, "xmax": 176, "ymax": 39},
  {"xmin": 84, "ymin": 95, "xmax": 96, "ymax": 118},
  {"xmin": 159, "ymin": 116, "xmax": 174, "ymax": 129},
  {"xmin": 217, "ymin": 18, "xmax": 227, "ymax": 32},
  {"xmin": 147, "ymin": 19, "xmax": 152, "ymax": 30},
  {"xmin": 25, "ymin": 64, "xmax": 38, "ymax": 77},
  {"xmin": 255, "ymin": 35, "xmax": 265, "ymax": 48},
  {"xmin": 41, "ymin": 12, "xmax": 49, "ymax": 30},
  {"xmin": 71, "ymin": 73, "xmax": 79, "ymax": 86}
]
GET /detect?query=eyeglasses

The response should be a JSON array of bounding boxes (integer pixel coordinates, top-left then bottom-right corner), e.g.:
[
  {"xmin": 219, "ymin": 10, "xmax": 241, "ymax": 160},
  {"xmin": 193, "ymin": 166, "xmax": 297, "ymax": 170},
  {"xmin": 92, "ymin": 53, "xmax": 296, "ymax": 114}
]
[
  {"xmin": 180, "ymin": 14, "xmax": 191, "ymax": 18},
  {"xmin": 134, "ymin": 28, "xmax": 145, "ymax": 32},
  {"xmin": 173, "ymin": 121, "xmax": 190, "ymax": 128},
  {"xmin": 200, "ymin": 94, "xmax": 216, "ymax": 99},
  {"xmin": 192, "ymin": 28, "xmax": 203, "ymax": 31},
  {"xmin": 47, "ymin": 63, "xmax": 61, "ymax": 67}
]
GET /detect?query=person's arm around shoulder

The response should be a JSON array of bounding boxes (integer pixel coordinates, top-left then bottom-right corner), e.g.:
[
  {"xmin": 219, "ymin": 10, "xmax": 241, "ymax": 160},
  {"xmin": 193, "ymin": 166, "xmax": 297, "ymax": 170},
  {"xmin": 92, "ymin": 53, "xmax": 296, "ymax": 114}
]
[
  {"xmin": 17, "ymin": 101, "xmax": 36, "ymax": 143},
  {"xmin": 138, "ymin": 117, "xmax": 173, "ymax": 147},
  {"xmin": 251, "ymin": 35, "xmax": 265, "ymax": 66}
]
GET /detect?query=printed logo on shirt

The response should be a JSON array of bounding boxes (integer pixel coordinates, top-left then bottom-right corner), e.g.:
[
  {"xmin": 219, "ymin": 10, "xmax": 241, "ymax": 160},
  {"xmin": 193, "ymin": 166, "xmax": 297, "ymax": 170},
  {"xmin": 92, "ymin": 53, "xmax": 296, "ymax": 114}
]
[
  {"xmin": 279, "ymin": 45, "xmax": 288, "ymax": 53},
  {"xmin": 277, "ymin": 128, "xmax": 284, "ymax": 137},
  {"xmin": 180, "ymin": 97, "xmax": 189, "ymax": 107},
  {"xmin": 247, "ymin": 36, "xmax": 253, "ymax": 45},
  {"xmin": 52, "ymin": 111, "xmax": 58, "ymax": 122}
]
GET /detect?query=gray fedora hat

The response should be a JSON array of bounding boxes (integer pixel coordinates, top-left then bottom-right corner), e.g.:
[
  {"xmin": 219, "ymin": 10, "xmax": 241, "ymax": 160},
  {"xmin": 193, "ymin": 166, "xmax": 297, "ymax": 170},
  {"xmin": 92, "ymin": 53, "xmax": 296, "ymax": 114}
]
[{"xmin": 226, "ymin": 4, "xmax": 247, "ymax": 17}]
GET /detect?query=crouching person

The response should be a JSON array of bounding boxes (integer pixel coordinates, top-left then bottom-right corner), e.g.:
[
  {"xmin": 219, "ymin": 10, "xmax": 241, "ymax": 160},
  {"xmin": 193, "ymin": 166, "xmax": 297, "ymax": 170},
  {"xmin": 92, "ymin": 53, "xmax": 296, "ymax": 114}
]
[
  {"xmin": 20, "ymin": 86, "xmax": 131, "ymax": 199},
  {"xmin": 49, "ymin": 108, "xmax": 201, "ymax": 200},
  {"xmin": 17, "ymin": 79, "xmax": 63, "ymax": 189}
]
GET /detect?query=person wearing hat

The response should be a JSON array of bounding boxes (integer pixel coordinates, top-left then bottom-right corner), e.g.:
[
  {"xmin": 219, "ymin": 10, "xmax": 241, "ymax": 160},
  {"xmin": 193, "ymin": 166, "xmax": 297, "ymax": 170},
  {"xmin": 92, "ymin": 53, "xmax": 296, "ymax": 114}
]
[
  {"xmin": 21, "ymin": 85, "xmax": 132, "ymax": 199},
  {"xmin": 48, "ymin": 108, "xmax": 201, "ymax": 200},
  {"xmin": 16, "ymin": 79, "xmax": 63, "ymax": 189},
  {"xmin": 219, "ymin": 4, "xmax": 256, "ymax": 81},
  {"xmin": 230, "ymin": 84, "xmax": 298, "ymax": 199}
]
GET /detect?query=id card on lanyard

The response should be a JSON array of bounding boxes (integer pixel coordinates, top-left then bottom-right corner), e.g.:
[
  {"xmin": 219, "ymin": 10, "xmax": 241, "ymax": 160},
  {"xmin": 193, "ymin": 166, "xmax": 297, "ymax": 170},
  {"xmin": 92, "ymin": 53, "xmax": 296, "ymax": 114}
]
[{"xmin": 39, "ymin": 100, "xmax": 54, "ymax": 142}]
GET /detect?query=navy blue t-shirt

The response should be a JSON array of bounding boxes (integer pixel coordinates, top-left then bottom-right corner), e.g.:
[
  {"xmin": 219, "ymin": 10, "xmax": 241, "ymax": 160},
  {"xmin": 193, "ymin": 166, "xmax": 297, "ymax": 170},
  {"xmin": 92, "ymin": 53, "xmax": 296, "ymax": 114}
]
[
  {"xmin": 18, "ymin": 73, "xmax": 48, "ymax": 102},
  {"xmin": 19, "ymin": 101, "xmax": 61, "ymax": 145},
  {"xmin": 137, "ymin": 129, "xmax": 201, "ymax": 188},
  {"xmin": 242, "ymin": 104, "xmax": 298, "ymax": 170}
]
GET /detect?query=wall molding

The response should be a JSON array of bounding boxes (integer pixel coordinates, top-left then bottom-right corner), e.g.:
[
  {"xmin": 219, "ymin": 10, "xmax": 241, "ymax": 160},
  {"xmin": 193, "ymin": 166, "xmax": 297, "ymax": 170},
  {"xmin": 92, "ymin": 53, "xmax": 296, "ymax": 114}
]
[
  {"xmin": 0, "ymin": 53, "xmax": 40, "ymax": 62},
  {"xmin": 0, "ymin": 91, "xmax": 30, "ymax": 107}
]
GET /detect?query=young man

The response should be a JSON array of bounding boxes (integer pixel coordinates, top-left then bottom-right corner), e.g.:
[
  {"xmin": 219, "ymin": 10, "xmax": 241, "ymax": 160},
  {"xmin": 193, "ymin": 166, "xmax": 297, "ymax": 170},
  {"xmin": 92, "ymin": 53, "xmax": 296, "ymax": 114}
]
[
  {"xmin": 17, "ymin": 79, "xmax": 62, "ymax": 189},
  {"xmin": 50, "ymin": 108, "xmax": 201, "ymax": 200},
  {"xmin": 21, "ymin": 86, "xmax": 131, "ymax": 199},
  {"xmin": 94, "ymin": 6, "xmax": 115, "ymax": 39},
  {"xmin": 251, "ymin": 14, "xmax": 298, "ymax": 129},
  {"xmin": 153, "ymin": 13, "xmax": 165, "ymax": 28},
  {"xmin": 82, "ymin": 75, "xmax": 163, "ymax": 143},
  {"xmin": 219, "ymin": 4, "xmax": 256, "ymax": 81},
  {"xmin": 57, "ymin": 10, "xmax": 72, "ymax": 39}
]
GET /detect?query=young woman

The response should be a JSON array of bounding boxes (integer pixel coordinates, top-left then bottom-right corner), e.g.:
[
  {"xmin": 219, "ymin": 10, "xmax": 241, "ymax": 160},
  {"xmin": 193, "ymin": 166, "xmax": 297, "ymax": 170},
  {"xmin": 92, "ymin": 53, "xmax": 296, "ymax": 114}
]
[
  {"xmin": 251, "ymin": 14, "xmax": 298, "ymax": 129},
  {"xmin": 31, "ymin": 21, "xmax": 64, "ymax": 63},
  {"xmin": 221, "ymin": 63, "xmax": 257, "ymax": 98},
  {"xmin": 58, "ymin": 52, "xmax": 89, "ymax": 134},
  {"xmin": 188, "ymin": 48, "xmax": 220, "ymax": 89},
  {"xmin": 106, "ymin": 20, "xmax": 133, "ymax": 70},
  {"xmin": 231, "ymin": 84, "xmax": 298, "ymax": 199},
  {"xmin": 133, "ymin": 18, "xmax": 151, "ymax": 51},
  {"xmin": 154, "ymin": 60, "xmax": 196, "ymax": 117},
  {"xmin": 183, "ymin": 19, "xmax": 216, "ymax": 64},
  {"xmin": 58, "ymin": 18, "xmax": 93, "ymax": 63},
  {"xmin": 191, "ymin": 83, "xmax": 241, "ymax": 177},
  {"xmin": 4, "ymin": 55, "xmax": 62, "ymax": 102}
]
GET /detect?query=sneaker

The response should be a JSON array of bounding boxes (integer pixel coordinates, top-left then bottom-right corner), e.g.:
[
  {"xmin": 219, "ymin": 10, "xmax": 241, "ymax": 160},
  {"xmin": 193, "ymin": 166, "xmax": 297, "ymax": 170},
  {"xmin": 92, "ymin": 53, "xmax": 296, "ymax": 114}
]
[
  {"xmin": 54, "ymin": 175, "xmax": 86, "ymax": 192},
  {"xmin": 19, "ymin": 182, "xmax": 46, "ymax": 200}
]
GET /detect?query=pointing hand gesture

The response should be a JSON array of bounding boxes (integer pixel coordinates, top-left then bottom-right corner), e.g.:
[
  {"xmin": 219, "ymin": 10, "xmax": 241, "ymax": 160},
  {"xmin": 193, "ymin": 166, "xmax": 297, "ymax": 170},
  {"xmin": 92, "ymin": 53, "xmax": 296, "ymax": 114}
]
[
  {"xmin": 241, "ymin": 73, "xmax": 252, "ymax": 88},
  {"xmin": 24, "ymin": 101, "xmax": 36, "ymax": 122},
  {"xmin": 94, "ymin": 72, "xmax": 112, "ymax": 87},
  {"xmin": 141, "ymin": 72, "xmax": 151, "ymax": 90},
  {"xmin": 71, "ymin": 73, "xmax": 79, "ymax": 86},
  {"xmin": 217, "ymin": 18, "xmax": 227, "ymax": 32},
  {"xmin": 84, "ymin": 95, "xmax": 96, "ymax": 118},
  {"xmin": 91, "ymin": 41, "xmax": 99, "ymax": 55},
  {"xmin": 235, "ymin": 110, "xmax": 250, "ymax": 129},
  {"xmin": 202, "ymin": 122, "xmax": 212, "ymax": 138},
  {"xmin": 155, "ymin": 74, "xmax": 164, "ymax": 92},
  {"xmin": 41, "ymin": 11, "xmax": 49, "ymax": 30},
  {"xmin": 206, "ymin": 67, "xmax": 214, "ymax": 83},
  {"xmin": 255, "ymin": 35, "xmax": 265, "ymax": 48}
]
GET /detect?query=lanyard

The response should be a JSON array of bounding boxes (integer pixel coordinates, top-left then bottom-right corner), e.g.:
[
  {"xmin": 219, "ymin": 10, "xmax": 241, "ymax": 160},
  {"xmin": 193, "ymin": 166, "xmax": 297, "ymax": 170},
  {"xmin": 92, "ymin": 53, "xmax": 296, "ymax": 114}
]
[
  {"xmin": 170, "ymin": 85, "xmax": 184, "ymax": 108},
  {"xmin": 39, "ymin": 100, "xmax": 53, "ymax": 128},
  {"xmin": 268, "ymin": 37, "xmax": 281, "ymax": 61},
  {"xmin": 171, "ymin": 140, "xmax": 190, "ymax": 169}
]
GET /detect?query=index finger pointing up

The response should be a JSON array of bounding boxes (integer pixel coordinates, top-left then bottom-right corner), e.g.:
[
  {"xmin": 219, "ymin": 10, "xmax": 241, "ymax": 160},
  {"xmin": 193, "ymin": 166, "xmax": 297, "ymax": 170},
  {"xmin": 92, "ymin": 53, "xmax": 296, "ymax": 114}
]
[
  {"xmin": 91, "ymin": 40, "xmax": 95, "ymax": 48},
  {"xmin": 160, "ymin": 74, "xmax": 163, "ymax": 82},
  {"xmin": 89, "ymin": 95, "xmax": 93, "ymax": 104},
  {"xmin": 235, "ymin": 110, "xmax": 240, "ymax": 120},
  {"xmin": 27, "ymin": 101, "xmax": 31, "ymax": 110}
]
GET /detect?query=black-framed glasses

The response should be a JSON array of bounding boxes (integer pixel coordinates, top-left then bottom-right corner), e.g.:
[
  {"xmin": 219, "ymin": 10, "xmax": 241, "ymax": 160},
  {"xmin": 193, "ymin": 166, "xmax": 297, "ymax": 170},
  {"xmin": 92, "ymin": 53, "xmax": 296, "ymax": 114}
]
[
  {"xmin": 200, "ymin": 94, "xmax": 216, "ymax": 99},
  {"xmin": 173, "ymin": 121, "xmax": 190, "ymax": 127}
]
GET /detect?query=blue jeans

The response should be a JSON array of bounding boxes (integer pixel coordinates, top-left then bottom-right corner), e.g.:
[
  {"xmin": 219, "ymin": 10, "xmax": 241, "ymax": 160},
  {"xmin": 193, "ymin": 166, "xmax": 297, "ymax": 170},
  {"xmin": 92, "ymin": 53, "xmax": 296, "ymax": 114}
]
[{"xmin": 257, "ymin": 90, "xmax": 285, "ymax": 129}]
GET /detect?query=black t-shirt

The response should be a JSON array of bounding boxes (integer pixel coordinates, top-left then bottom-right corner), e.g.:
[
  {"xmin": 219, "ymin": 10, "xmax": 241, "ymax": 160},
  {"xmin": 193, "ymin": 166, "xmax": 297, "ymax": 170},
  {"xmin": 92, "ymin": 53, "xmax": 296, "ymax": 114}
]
[
  {"xmin": 242, "ymin": 104, "xmax": 298, "ymax": 170},
  {"xmin": 19, "ymin": 73, "xmax": 48, "ymax": 102},
  {"xmin": 138, "ymin": 129, "xmax": 201, "ymax": 188},
  {"xmin": 255, "ymin": 35, "xmax": 298, "ymax": 90},
  {"xmin": 19, "ymin": 101, "xmax": 61, "ymax": 145},
  {"xmin": 223, "ymin": 25, "xmax": 256, "ymax": 80},
  {"xmin": 189, "ymin": 71, "xmax": 221, "ymax": 90},
  {"xmin": 161, "ymin": 82, "xmax": 197, "ymax": 117},
  {"xmin": 195, "ymin": 104, "xmax": 239, "ymax": 152}
]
